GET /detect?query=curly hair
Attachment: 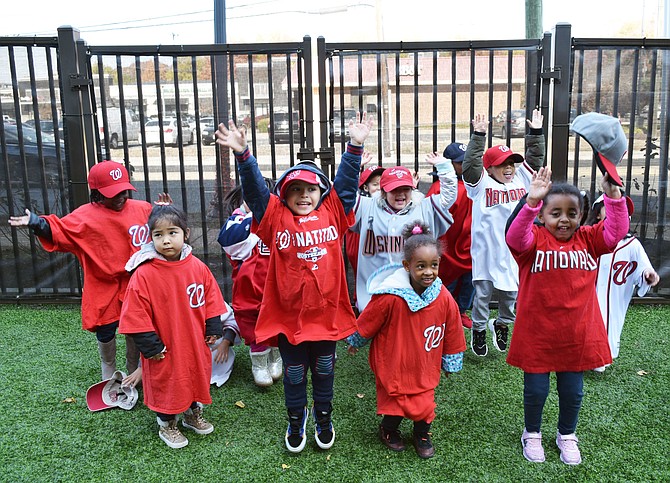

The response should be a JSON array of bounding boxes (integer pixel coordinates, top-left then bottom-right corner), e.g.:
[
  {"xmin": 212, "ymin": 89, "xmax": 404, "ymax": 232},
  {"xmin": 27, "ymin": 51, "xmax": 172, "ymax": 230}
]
[{"xmin": 401, "ymin": 220, "xmax": 441, "ymax": 261}]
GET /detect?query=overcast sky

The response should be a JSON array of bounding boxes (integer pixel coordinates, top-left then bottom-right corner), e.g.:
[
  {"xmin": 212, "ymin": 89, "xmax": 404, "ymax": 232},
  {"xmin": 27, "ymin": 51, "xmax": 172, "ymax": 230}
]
[{"xmin": 0, "ymin": 0, "xmax": 665, "ymax": 45}]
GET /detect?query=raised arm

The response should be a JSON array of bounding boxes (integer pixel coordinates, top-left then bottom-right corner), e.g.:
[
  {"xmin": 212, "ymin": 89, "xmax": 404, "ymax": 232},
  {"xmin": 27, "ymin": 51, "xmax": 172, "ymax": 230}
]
[
  {"xmin": 524, "ymin": 109, "xmax": 545, "ymax": 171},
  {"xmin": 215, "ymin": 121, "xmax": 270, "ymax": 224},
  {"xmin": 9, "ymin": 209, "xmax": 53, "ymax": 241},
  {"xmin": 462, "ymin": 114, "xmax": 488, "ymax": 184},
  {"xmin": 333, "ymin": 112, "xmax": 373, "ymax": 213},
  {"xmin": 425, "ymin": 152, "xmax": 456, "ymax": 209},
  {"xmin": 506, "ymin": 167, "xmax": 552, "ymax": 252},
  {"xmin": 600, "ymin": 173, "xmax": 628, "ymax": 249}
]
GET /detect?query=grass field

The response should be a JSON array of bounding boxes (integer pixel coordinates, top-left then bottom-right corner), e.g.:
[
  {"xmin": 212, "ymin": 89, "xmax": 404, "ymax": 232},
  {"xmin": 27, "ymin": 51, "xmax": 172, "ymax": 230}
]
[{"xmin": 0, "ymin": 304, "xmax": 668, "ymax": 482}]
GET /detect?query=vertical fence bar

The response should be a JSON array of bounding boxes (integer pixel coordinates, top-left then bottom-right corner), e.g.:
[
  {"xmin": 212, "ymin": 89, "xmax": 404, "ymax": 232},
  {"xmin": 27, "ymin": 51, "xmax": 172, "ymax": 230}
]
[{"xmin": 549, "ymin": 23, "xmax": 572, "ymax": 182}]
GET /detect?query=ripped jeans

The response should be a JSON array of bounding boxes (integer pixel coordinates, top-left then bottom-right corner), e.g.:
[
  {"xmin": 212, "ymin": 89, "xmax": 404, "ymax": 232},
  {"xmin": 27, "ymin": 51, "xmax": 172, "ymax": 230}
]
[{"xmin": 277, "ymin": 334, "xmax": 336, "ymax": 413}]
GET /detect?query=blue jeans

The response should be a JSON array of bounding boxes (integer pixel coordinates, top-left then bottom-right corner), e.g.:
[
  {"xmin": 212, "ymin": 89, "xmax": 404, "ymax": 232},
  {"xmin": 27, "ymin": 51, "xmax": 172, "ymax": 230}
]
[
  {"xmin": 446, "ymin": 272, "xmax": 475, "ymax": 313},
  {"xmin": 523, "ymin": 371, "xmax": 584, "ymax": 435},
  {"xmin": 278, "ymin": 334, "xmax": 336, "ymax": 411}
]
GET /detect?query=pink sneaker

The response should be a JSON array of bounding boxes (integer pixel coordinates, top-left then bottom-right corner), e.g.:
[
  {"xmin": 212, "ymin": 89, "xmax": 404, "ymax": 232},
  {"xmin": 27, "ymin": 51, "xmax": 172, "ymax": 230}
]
[
  {"xmin": 556, "ymin": 432, "xmax": 582, "ymax": 465},
  {"xmin": 521, "ymin": 429, "xmax": 545, "ymax": 462}
]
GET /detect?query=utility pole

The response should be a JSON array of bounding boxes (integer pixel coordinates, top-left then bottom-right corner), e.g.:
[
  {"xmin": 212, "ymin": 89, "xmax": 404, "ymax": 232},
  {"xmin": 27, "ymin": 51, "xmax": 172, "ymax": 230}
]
[
  {"xmin": 214, "ymin": 0, "xmax": 233, "ymax": 217},
  {"xmin": 525, "ymin": 0, "xmax": 543, "ymax": 39}
]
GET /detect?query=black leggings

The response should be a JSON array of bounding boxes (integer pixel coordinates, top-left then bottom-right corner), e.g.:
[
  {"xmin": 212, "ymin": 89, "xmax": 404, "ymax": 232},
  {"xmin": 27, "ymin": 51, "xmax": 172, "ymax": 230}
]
[
  {"xmin": 95, "ymin": 321, "xmax": 119, "ymax": 343},
  {"xmin": 156, "ymin": 402, "xmax": 199, "ymax": 421}
]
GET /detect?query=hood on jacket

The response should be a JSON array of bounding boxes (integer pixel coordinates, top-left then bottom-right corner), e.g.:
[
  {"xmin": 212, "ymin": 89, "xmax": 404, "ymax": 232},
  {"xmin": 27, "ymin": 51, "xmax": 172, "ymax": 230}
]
[
  {"xmin": 274, "ymin": 161, "xmax": 332, "ymax": 210},
  {"xmin": 366, "ymin": 263, "xmax": 443, "ymax": 312}
]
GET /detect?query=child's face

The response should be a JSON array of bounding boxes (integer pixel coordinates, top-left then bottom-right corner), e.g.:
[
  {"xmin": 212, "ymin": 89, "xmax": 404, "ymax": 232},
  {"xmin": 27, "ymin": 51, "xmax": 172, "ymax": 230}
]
[
  {"xmin": 538, "ymin": 193, "xmax": 582, "ymax": 242},
  {"xmin": 284, "ymin": 180, "xmax": 321, "ymax": 216},
  {"xmin": 363, "ymin": 174, "xmax": 382, "ymax": 195},
  {"xmin": 383, "ymin": 186, "xmax": 413, "ymax": 211},
  {"xmin": 486, "ymin": 159, "xmax": 516, "ymax": 184},
  {"xmin": 151, "ymin": 218, "xmax": 189, "ymax": 261},
  {"xmin": 453, "ymin": 162, "xmax": 464, "ymax": 177},
  {"xmin": 102, "ymin": 190, "xmax": 129, "ymax": 212},
  {"xmin": 402, "ymin": 245, "xmax": 440, "ymax": 295}
]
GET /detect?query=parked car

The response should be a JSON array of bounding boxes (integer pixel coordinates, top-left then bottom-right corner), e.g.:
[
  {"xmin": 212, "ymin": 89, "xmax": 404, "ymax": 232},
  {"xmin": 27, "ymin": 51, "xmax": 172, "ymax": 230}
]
[
  {"xmin": 270, "ymin": 110, "xmax": 301, "ymax": 144},
  {"xmin": 492, "ymin": 110, "xmax": 526, "ymax": 138},
  {"xmin": 144, "ymin": 118, "xmax": 194, "ymax": 146},
  {"xmin": 98, "ymin": 108, "xmax": 141, "ymax": 149},
  {"xmin": 0, "ymin": 123, "xmax": 65, "ymax": 188},
  {"xmin": 200, "ymin": 117, "xmax": 217, "ymax": 145},
  {"xmin": 24, "ymin": 119, "xmax": 59, "ymax": 135},
  {"xmin": 332, "ymin": 108, "xmax": 358, "ymax": 142}
]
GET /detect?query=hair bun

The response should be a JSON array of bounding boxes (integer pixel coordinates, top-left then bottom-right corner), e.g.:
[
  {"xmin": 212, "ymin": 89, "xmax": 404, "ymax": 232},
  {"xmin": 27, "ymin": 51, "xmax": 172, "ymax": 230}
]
[{"xmin": 411, "ymin": 225, "xmax": 423, "ymax": 235}]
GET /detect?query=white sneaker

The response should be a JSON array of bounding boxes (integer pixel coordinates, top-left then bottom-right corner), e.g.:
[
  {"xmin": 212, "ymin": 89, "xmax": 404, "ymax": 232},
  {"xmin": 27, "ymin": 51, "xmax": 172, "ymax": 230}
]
[{"xmin": 556, "ymin": 432, "xmax": 582, "ymax": 465}]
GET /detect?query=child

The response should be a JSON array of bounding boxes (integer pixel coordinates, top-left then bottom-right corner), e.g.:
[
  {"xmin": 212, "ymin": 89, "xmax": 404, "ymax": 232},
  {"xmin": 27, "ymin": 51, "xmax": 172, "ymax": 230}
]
[
  {"xmin": 119, "ymin": 205, "xmax": 227, "ymax": 449},
  {"xmin": 462, "ymin": 110, "xmax": 545, "ymax": 356},
  {"xmin": 215, "ymin": 113, "xmax": 373, "ymax": 453},
  {"xmin": 217, "ymin": 181, "xmax": 283, "ymax": 387},
  {"xmin": 426, "ymin": 141, "xmax": 474, "ymax": 328},
  {"xmin": 505, "ymin": 167, "xmax": 629, "ymax": 465},
  {"xmin": 586, "ymin": 195, "xmax": 660, "ymax": 372},
  {"xmin": 8, "ymin": 160, "xmax": 159, "ymax": 384},
  {"xmin": 351, "ymin": 151, "xmax": 458, "ymax": 312},
  {"xmin": 345, "ymin": 152, "xmax": 385, "ymax": 306},
  {"xmin": 347, "ymin": 221, "xmax": 466, "ymax": 459}
]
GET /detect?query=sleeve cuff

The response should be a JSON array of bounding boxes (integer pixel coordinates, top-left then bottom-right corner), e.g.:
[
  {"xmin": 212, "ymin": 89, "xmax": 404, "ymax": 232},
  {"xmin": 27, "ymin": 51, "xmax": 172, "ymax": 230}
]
[
  {"xmin": 234, "ymin": 147, "xmax": 251, "ymax": 162},
  {"xmin": 347, "ymin": 143, "xmax": 364, "ymax": 156}
]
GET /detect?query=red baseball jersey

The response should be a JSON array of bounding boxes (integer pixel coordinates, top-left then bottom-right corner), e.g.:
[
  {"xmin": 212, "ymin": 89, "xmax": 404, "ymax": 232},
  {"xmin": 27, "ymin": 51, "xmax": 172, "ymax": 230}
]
[
  {"xmin": 357, "ymin": 287, "xmax": 465, "ymax": 421},
  {"xmin": 38, "ymin": 199, "xmax": 152, "ymax": 331},
  {"xmin": 119, "ymin": 253, "xmax": 226, "ymax": 414},
  {"xmin": 252, "ymin": 193, "xmax": 357, "ymax": 347},
  {"xmin": 507, "ymin": 223, "xmax": 613, "ymax": 373}
]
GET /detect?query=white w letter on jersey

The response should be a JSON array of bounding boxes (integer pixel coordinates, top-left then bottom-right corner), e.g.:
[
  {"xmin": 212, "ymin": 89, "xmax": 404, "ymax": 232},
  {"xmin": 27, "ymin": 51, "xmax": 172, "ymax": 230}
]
[
  {"xmin": 423, "ymin": 324, "xmax": 445, "ymax": 352},
  {"xmin": 187, "ymin": 283, "xmax": 205, "ymax": 308}
]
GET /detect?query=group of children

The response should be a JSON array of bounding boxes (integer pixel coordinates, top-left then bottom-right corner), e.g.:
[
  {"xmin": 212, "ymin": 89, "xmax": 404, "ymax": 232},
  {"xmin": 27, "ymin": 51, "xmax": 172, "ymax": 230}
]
[{"xmin": 7, "ymin": 109, "xmax": 659, "ymax": 463}]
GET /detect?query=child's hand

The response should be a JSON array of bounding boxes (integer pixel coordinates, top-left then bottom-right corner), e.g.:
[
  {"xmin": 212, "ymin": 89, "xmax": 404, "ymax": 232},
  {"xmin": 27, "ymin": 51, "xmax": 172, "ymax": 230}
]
[
  {"xmin": 8, "ymin": 209, "xmax": 31, "ymax": 227},
  {"xmin": 148, "ymin": 352, "xmax": 165, "ymax": 361},
  {"xmin": 600, "ymin": 173, "xmax": 622, "ymax": 199},
  {"xmin": 154, "ymin": 193, "xmax": 173, "ymax": 206},
  {"xmin": 526, "ymin": 166, "xmax": 552, "ymax": 208},
  {"xmin": 348, "ymin": 112, "xmax": 374, "ymax": 146},
  {"xmin": 213, "ymin": 339, "xmax": 232, "ymax": 364},
  {"xmin": 347, "ymin": 345, "xmax": 359, "ymax": 355},
  {"xmin": 122, "ymin": 367, "xmax": 142, "ymax": 387},
  {"xmin": 526, "ymin": 108, "xmax": 543, "ymax": 130},
  {"xmin": 205, "ymin": 335, "xmax": 219, "ymax": 345},
  {"xmin": 215, "ymin": 120, "xmax": 248, "ymax": 153},
  {"xmin": 472, "ymin": 114, "xmax": 488, "ymax": 134},
  {"xmin": 361, "ymin": 150, "xmax": 374, "ymax": 168},
  {"xmin": 425, "ymin": 152, "xmax": 448, "ymax": 167},
  {"xmin": 644, "ymin": 268, "xmax": 660, "ymax": 287}
]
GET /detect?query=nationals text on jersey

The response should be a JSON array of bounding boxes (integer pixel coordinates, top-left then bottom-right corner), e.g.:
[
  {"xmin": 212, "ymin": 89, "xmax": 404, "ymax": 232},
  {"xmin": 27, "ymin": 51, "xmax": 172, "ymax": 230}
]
[
  {"xmin": 363, "ymin": 232, "xmax": 403, "ymax": 256},
  {"xmin": 485, "ymin": 187, "xmax": 527, "ymax": 207},
  {"xmin": 531, "ymin": 248, "xmax": 598, "ymax": 273},
  {"xmin": 275, "ymin": 226, "xmax": 339, "ymax": 250}
]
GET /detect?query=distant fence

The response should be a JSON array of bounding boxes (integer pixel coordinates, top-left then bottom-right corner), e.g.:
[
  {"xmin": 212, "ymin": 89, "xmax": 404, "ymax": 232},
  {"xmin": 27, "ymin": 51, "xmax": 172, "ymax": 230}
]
[{"xmin": 1, "ymin": 23, "xmax": 668, "ymax": 302}]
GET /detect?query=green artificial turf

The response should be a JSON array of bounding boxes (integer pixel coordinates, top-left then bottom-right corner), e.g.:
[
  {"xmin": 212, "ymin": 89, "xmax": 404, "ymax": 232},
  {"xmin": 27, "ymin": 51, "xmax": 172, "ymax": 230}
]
[{"xmin": 0, "ymin": 304, "xmax": 668, "ymax": 482}]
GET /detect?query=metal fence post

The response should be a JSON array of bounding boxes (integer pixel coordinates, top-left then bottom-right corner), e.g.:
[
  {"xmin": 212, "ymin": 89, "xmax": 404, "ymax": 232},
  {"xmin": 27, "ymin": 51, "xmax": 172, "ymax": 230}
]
[
  {"xmin": 549, "ymin": 22, "xmax": 572, "ymax": 181},
  {"xmin": 57, "ymin": 26, "xmax": 90, "ymax": 208}
]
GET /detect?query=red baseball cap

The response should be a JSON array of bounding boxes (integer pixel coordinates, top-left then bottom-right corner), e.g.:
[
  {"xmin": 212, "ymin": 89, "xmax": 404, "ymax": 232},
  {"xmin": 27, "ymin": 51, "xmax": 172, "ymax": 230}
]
[
  {"xmin": 483, "ymin": 145, "xmax": 524, "ymax": 170},
  {"xmin": 278, "ymin": 169, "xmax": 323, "ymax": 199},
  {"xmin": 359, "ymin": 165, "xmax": 385, "ymax": 188},
  {"xmin": 380, "ymin": 166, "xmax": 415, "ymax": 192},
  {"xmin": 88, "ymin": 161, "xmax": 136, "ymax": 198}
]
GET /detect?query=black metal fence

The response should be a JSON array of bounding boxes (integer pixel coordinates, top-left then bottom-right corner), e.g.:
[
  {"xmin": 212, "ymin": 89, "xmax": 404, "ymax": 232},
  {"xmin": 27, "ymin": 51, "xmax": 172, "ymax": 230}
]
[{"xmin": 1, "ymin": 23, "xmax": 669, "ymax": 302}]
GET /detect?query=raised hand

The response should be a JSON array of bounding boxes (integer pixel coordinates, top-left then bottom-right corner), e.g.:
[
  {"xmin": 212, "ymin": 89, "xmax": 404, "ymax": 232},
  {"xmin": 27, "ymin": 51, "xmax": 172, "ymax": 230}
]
[
  {"xmin": 215, "ymin": 120, "xmax": 248, "ymax": 153},
  {"xmin": 348, "ymin": 112, "xmax": 374, "ymax": 146},
  {"xmin": 154, "ymin": 193, "xmax": 173, "ymax": 206},
  {"xmin": 526, "ymin": 108, "xmax": 543, "ymax": 130},
  {"xmin": 600, "ymin": 173, "xmax": 622, "ymax": 199},
  {"xmin": 526, "ymin": 166, "xmax": 552, "ymax": 207},
  {"xmin": 361, "ymin": 150, "xmax": 374, "ymax": 168},
  {"xmin": 425, "ymin": 151, "xmax": 448, "ymax": 167},
  {"xmin": 8, "ymin": 209, "xmax": 31, "ymax": 227},
  {"xmin": 472, "ymin": 114, "xmax": 488, "ymax": 134}
]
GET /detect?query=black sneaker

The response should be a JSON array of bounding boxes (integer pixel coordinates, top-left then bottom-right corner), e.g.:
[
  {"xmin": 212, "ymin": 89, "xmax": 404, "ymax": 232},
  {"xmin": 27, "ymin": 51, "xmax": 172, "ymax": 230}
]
[
  {"xmin": 379, "ymin": 424, "xmax": 405, "ymax": 452},
  {"xmin": 285, "ymin": 407, "xmax": 308, "ymax": 453},
  {"xmin": 471, "ymin": 329, "xmax": 488, "ymax": 357},
  {"xmin": 312, "ymin": 406, "xmax": 335, "ymax": 450},
  {"xmin": 413, "ymin": 431, "xmax": 435, "ymax": 459},
  {"xmin": 489, "ymin": 320, "xmax": 509, "ymax": 352}
]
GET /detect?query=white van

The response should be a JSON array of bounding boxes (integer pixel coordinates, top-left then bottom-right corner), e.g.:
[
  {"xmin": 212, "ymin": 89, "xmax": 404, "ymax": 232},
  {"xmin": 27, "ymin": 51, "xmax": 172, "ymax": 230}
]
[{"xmin": 98, "ymin": 107, "xmax": 140, "ymax": 149}]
